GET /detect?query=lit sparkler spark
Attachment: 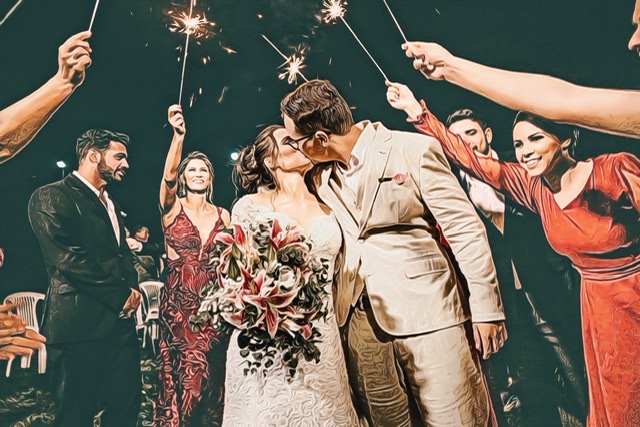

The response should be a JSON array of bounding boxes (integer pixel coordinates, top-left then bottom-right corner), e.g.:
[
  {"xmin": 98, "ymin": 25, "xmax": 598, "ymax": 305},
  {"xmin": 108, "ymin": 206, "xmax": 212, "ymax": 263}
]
[
  {"xmin": 165, "ymin": 1, "xmax": 217, "ymax": 105},
  {"xmin": 219, "ymin": 43, "xmax": 237, "ymax": 54},
  {"xmin": 279, "ymin": 53, "xmax": 307, "ymax": 84},
  {"xmin": 165, "ymin": 5, "xmax": 216, "ymax": 40},
  {"xmin": 261, "ymin": 35, "xmax": 309, "ymax": 84},
  {"xmin": 321, "ymin": 0, "xmax": 346, "ymax": 23}
]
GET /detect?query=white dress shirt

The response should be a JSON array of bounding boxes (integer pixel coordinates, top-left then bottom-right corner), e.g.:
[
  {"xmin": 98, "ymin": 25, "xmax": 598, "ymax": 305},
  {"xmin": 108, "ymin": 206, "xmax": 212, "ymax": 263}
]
[
  {"xmin": 459, "ymin": 149, "xmax": 506, "ymax": 233},
  {"xmin": 342, "ymin": 121, "xmax": 373, "ymax": 193},
  {"xmin": 73, "ymin": 171, "xmax": 121, "ymax": 244}
]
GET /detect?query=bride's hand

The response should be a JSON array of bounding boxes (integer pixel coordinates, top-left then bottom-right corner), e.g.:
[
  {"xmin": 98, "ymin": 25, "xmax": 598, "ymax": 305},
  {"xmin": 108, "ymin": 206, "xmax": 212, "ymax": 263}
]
[{"xmin": 168, "ymin": 104, "xmax": 186, "ymax": 136}]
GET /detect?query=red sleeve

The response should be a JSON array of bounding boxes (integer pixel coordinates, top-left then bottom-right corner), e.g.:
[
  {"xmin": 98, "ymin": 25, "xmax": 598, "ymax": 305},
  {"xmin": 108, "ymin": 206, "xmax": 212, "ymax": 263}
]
[
  {"xmin": 604, "ymin": 152, "xmax": 640, "ymax": 213},
  {"xmin": 410, "ymin": 100, "xmax": 537, "ymax": 213}
]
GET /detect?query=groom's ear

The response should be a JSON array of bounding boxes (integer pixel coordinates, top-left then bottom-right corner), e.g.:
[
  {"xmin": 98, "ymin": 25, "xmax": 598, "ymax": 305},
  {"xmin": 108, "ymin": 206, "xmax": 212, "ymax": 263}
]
[{"xmin": 314, "ymin": 130, "xmax": 330, "ymax": 147}]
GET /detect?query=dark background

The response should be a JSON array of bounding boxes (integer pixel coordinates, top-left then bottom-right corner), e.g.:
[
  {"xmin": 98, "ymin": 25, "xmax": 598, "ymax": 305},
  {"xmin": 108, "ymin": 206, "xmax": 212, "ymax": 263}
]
[{"xmin": 1, "ymin": 0, "xmax": 639, "ymax": 298}]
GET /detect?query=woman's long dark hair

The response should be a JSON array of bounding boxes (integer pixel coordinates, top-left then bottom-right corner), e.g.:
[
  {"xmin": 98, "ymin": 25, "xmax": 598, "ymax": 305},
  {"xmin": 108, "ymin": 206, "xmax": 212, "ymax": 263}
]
[{"xmin": 233, "ymin": 125, "xmax": 282, "ymax": 194}]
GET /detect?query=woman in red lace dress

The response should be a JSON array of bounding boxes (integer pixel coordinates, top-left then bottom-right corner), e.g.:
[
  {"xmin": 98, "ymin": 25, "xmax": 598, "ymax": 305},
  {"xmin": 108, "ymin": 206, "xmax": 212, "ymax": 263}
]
[
  {"xmin": 154, "ymin": 104, "xmax": 230, "ymax": 426},
  {"xmin": 386, "ymin": 82, "xmax": 640, "ymax": 427}
]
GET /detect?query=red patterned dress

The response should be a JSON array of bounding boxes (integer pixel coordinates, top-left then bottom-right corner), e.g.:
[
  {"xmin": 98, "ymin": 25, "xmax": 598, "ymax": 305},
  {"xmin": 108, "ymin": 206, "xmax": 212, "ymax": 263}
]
[
  {"xmin": 155, "ymin": 205, "xmax": 228, "ymax": 427},
  {"xmin": 411, "ymin": 102, "xmax": 640, "ymax": 427}
]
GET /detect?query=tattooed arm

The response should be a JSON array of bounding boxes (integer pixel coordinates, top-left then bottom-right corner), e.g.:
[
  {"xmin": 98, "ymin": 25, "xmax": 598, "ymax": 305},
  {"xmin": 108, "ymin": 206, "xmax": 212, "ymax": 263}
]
[{"xmin": 0, "ymin": 31, "xmax": 92, "ymax": 164}]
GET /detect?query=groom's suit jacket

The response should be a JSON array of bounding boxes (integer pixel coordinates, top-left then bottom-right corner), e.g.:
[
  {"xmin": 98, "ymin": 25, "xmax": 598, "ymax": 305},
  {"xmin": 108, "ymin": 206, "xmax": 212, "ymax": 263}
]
[
  {"xmin": 28, "ymin": 173, "xmax": 138, "ymax": 345},
  {"xmin": 313, "ymin": 122, "xmax": 504, "ymax": 336}
]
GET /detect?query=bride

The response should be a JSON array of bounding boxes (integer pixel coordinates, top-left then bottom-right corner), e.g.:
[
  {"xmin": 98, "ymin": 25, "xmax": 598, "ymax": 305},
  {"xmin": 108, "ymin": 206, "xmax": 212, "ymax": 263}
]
[{"xmin": 221, "ymin": 124, "xmax": 361, "ymax": 426}]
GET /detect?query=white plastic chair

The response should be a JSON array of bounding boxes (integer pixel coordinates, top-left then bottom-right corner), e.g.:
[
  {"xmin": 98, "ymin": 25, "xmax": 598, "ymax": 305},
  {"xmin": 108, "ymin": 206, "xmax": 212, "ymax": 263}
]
[
  {"xmin": 138, "ymin": 281, "xmax": 164, "ymax": 352},
  {"xmin": 3, "ymin": 292, "xmax": 46, "ymax": 377},
  {"xmin": 134, "ymin": 304, "xmax": 147, "ymax": 348}
]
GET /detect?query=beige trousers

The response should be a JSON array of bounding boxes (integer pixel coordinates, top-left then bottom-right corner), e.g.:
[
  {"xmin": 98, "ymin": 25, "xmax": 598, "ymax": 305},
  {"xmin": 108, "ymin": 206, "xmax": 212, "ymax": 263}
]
[{"xmin": 346, "ymin": 305, "xmax": 490, "ymax": 427}]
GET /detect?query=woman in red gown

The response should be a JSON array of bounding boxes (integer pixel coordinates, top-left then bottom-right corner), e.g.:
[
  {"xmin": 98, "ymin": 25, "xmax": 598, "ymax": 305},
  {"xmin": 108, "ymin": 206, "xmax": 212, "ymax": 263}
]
[
  {"xmin": 154, "ymin": 104, "xmax": 231, "ymax": 426},
  {"xmin": 387, "ymin": 82, "xmax": 640, "ymax": 427}
]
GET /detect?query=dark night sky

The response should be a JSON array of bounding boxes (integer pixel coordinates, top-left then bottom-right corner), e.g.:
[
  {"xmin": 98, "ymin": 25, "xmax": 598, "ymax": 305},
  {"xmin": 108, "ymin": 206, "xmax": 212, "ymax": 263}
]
[{"xmin": 1, "ymin": 0, "xmax": 639, "ymax": 297}]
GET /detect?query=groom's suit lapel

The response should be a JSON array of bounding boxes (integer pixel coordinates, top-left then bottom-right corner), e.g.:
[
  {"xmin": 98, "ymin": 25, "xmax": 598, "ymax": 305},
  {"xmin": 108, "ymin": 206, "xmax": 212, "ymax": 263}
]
[
  {"xmin": 318, "ymin": 166, "xmax": 359, "ymax": 236},
  {"xmin": 356, "ymin": 123, "xmax": 392, "ymax": 234},
  {"xmin": 65, "ymin": 174, "xmax": 120, "ymax": 249}
]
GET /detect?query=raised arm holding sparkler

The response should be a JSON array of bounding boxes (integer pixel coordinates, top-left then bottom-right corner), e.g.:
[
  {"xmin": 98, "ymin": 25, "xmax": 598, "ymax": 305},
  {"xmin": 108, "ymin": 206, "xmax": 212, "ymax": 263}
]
[{"xmin": 0, "ymin": 31, "xmax": 92, "ymax": 164}]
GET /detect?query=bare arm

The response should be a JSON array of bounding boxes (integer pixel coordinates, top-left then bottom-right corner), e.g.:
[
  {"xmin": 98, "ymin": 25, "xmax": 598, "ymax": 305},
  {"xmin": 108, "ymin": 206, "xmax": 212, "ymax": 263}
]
[
  {"xmin": 160, "ymin": 105, "xmax": 186, "ymax": 220},
  {"xmin": 0, "ymin": 31, "xmax": 92, "ymax": 163},
  {"xmin": 403, "ymin": 42, "xmax": 640, "ymax": 139}
]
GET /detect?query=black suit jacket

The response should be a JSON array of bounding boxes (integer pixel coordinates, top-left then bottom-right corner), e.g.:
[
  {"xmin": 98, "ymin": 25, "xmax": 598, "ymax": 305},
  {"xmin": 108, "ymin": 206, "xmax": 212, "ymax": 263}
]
[
  {"xmin": 28, "ymin": 173, "xmax": 138, "ymax": 344},
  {"xmin": 502, "ymin": 199, "xmax": 581, "ymax": 328}
]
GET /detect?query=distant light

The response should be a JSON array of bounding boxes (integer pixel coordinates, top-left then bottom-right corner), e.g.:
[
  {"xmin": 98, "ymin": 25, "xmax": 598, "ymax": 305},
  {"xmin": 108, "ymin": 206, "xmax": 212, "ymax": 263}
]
[
  {"xmin": 56, "ymin": 161, "xmax": 66, "ymax": 168},
  {"xmin": 230, "ymin": 152, "xmax": 239, "ymax": 161}
]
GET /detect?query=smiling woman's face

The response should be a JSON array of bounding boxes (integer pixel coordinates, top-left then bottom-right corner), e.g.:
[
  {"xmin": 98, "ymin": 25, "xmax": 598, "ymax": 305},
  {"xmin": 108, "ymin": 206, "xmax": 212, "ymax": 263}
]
[
  {"xmin": 513, "ymin": 121, "xmax": 567, "ymax": 177},
  {"xmin": 183, "ymin": 158, "xmax": 211, "ymax": 191}
]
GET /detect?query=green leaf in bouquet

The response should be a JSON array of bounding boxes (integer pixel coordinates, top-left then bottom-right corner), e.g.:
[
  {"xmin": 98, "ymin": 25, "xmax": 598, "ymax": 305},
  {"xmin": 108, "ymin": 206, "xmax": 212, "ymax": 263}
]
[
  {"xmin": 227, "ymin": 254, "xmax": 242, "ymax": 280},
  {"xmin": 237, "ymin": 332, "xmax": 251, "ymax": 349},
  {"xmin": 264, "ymin": 244, "xmax": 277, "ymax": 264},
  {"xmin": 239, "ymin": 349, "xmax": 250, "ymax": 358}
]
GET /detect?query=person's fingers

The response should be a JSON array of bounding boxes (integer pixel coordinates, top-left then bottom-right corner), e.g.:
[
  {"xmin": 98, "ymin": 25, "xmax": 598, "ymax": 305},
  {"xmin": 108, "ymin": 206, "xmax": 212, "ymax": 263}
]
[
  {"xmin": 68, "ymin": 47, "xmax": 91, "ymax": 62},
  {"xmin": 473, "ymin": 325, "xmax": 482, "ymax": 354},
  {"xmin": 0, "ymin": 345, "xmax": 34, "ymax": 358},
  {"xmin": 23, "ymin": 329, "xmax": 46, "ymax": 342},
  {"xmin": 484, "ymin": 333, "xmax": 496, "ymax": 359},
  {"xmin": 0, "ymin": 302, "xmax": 18, "ymax": 313},
  {"xmin": 68, "ymin": 56, "xmax": 92, "ymax": 73},
  {"xmin": 65, "ymin": 31, "xmax": 92, "ymax": 45},
  {"xmin": 1, "ymin": 336, "xmax": 45, "ymax": 350},
  {"xmin": 64, "ymin": 41, "xmax": 91, "ymax": 55}
]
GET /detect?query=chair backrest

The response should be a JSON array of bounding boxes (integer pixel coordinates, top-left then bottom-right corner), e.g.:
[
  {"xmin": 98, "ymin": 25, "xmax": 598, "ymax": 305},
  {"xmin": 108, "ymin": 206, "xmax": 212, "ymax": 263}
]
[
  {"xmin": 139, "ymin": 281, "xmax": 164, "ymax": 312},
  {"xmin": 3, "ymin": 292, "xmax": 45, "ymax": 332}
]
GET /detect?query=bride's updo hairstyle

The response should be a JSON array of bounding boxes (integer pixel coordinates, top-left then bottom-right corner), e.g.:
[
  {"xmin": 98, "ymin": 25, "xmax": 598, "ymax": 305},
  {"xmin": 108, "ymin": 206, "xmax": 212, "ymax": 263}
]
[{"xmin": 234, "ymin": 124, "xmax": 283, "ymax": 194}]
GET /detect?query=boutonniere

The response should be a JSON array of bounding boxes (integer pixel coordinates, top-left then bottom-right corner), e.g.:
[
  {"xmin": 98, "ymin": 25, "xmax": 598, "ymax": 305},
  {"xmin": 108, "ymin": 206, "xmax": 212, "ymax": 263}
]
[{"xmin": 378, "ymin": 172, "xmax": 407, "ymax": 185}]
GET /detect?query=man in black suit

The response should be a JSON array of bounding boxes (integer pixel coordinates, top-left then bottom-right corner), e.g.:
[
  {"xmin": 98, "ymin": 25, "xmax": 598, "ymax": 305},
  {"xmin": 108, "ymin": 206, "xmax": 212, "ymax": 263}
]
[
  {"xmin": 446, "ymin": 109, "xmax": 588, "ymax": 426},
  {"xmin": 28, "ymin": 129, "xmax": 142, "ymax": 426}
]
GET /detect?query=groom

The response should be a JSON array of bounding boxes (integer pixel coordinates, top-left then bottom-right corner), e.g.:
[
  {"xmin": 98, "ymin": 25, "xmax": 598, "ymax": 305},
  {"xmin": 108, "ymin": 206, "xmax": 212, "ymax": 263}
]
[{"xmin": 281, "ymin": 80, "xmax": 506, "ymax": 426}]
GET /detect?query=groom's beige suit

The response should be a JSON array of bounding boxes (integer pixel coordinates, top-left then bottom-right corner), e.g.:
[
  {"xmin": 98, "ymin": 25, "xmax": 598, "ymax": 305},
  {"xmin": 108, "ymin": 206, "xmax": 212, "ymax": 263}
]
[{"xmin": 313, "ymin": 121, "xmax": 505, "ymax": 426}]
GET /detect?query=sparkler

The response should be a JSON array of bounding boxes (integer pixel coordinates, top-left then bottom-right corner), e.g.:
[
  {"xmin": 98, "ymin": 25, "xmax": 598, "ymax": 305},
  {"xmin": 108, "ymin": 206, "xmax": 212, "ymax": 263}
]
[
  {"xmin": 88, "ymin": 0, "xmax": 100, "ymax": 32},
  {"xmin": 381, "ymin": 0, "xmax": 408, "ymax": 43},
  {"xmin": 165, "ymin": 1, "xmax": 216, "ymax": 105},
  {"xmin": 261, "ymin": 34, "xmax": 309, "ymax": 84},
  {"xmin": 322, "ymin": 0, "xmax": 389, "ymax": 81},
  {"xmin": 0, "ymin": 0, "xmax": 24, "ymax": 27}
]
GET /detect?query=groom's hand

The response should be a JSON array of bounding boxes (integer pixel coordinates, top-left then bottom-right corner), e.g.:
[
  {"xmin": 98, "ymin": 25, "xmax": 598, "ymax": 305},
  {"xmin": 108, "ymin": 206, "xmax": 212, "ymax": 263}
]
[{"xmin": 473, "ymin": 321, "xmax": 507, "ymax": 360}]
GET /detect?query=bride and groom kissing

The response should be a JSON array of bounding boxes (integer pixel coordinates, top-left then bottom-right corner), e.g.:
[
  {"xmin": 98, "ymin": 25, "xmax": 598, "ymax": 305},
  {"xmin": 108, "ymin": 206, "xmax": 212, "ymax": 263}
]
[{"xmin": 219, "ymin": 79, "xmax": 506, "ymax": 426}]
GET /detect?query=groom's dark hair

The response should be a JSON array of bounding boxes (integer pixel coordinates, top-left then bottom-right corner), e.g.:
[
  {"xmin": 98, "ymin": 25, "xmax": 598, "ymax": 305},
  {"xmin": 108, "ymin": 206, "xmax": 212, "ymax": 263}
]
[{"xmin": 280, "ymin": 79, "xmax": 354, "ymax": 136}]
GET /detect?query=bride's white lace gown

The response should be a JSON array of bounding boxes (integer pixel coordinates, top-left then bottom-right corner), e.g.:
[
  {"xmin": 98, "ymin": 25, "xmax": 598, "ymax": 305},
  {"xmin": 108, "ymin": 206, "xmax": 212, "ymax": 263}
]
[{"xmin": 222, "ymin": 196, "xmax": 360, "ymax": 427}]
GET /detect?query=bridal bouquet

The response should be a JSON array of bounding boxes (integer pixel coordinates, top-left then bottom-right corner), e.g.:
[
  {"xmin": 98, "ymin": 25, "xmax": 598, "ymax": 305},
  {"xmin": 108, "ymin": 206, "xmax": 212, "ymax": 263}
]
[{"xmin": 191, "ymin": 218, "xmax": 330, "ymax": 379}]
